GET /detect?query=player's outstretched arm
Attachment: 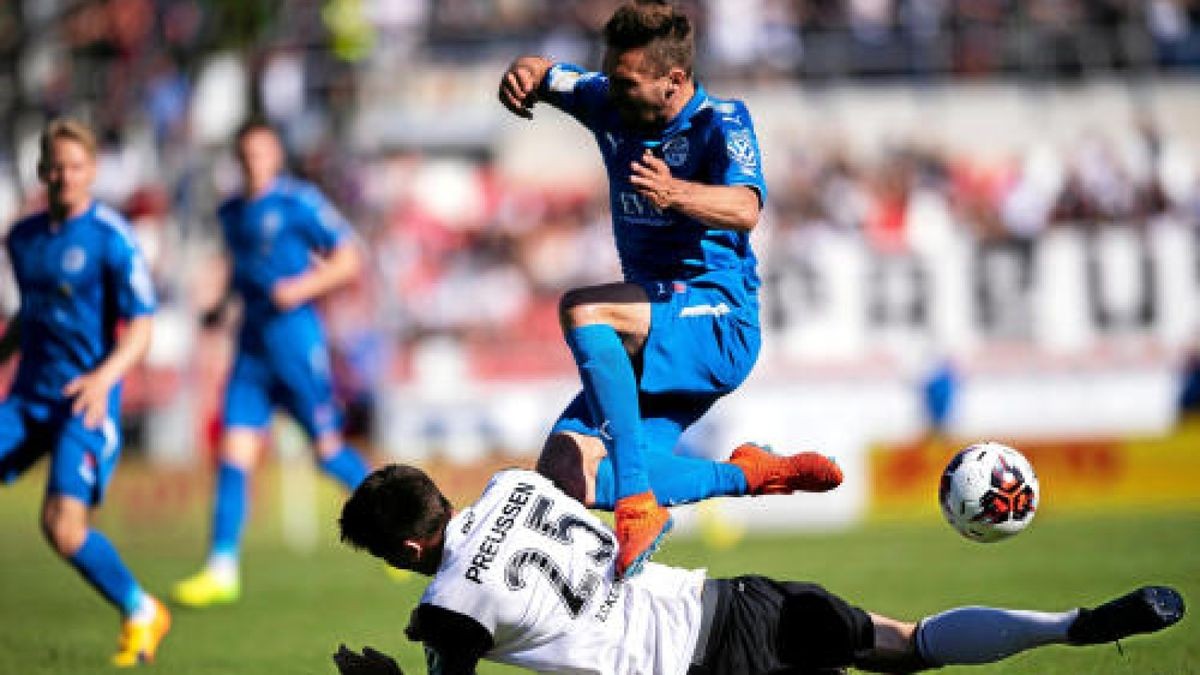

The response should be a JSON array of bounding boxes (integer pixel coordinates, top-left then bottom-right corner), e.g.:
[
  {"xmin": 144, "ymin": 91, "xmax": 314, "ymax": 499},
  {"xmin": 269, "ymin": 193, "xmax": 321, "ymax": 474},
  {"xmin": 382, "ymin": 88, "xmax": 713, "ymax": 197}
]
[
  {"xmin": 498, "ymin": 56, "xmax": 552, "ymax": 119},
  {"xmin": 63, "ymin": 314, "xmax": 153, "ymax": 429},
  {"xmin": 0, "ymin": 316, "xmax": 20, "ymax": 364},
  {"xmin": 332, "ymin": 645, "xmax": 405, "ymax": 675}
]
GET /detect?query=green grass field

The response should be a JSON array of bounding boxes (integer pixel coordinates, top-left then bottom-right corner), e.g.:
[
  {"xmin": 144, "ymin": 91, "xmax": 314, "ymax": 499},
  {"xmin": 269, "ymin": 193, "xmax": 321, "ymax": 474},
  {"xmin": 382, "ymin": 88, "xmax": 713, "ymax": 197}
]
[{"xmin": 0, "ymin": 462, "xmax": 1197, "ymax": 674}]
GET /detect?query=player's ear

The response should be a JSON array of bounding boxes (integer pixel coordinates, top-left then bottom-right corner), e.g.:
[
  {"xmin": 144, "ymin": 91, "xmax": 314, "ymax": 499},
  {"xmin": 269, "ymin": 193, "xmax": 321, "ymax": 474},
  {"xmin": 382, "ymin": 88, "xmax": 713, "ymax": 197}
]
[
  {"xmin": 402, "ymin": 539, "xmax": 424, "ymax": 560},
  {"xmin": 666, "ymin": 68, "xmax": 687, "ymax": 94}
]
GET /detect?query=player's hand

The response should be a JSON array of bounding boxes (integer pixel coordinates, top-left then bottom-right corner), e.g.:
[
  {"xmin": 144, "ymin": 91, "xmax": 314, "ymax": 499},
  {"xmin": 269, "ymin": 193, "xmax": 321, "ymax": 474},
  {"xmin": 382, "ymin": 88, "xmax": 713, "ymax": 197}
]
[
  {"xmin": 62, "ymin": 369, "xmax": 117, "ymax": 430},
  {"xmin": 271, "ymin": 276, "xmax": 311, "ymax": 311},
  {"xmin": 333, "ymin": 644, "xmax": 405, "ymax": 675},
  {"xmin": 499, "ymin": 57, "xmax": 548, "ymax": 119},
  {"xmin": 630, "ymin": 149, "xmax": 679, "ymax": 210}
]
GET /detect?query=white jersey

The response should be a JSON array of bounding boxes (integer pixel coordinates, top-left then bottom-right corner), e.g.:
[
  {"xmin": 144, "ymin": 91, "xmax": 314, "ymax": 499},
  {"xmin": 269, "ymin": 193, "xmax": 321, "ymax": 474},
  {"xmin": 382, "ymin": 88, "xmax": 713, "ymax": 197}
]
[{"xmin": 420, "ymin": 469, "xmax": 705, "ymax": 675}]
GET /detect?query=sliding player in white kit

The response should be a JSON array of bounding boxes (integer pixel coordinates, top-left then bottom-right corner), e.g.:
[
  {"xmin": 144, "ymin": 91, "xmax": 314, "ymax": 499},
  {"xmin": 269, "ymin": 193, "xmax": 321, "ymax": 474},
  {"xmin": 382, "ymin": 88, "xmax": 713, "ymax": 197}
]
[{"xmin": 334, "ymin": 465, "xmax": 1184, "ymax": 675}]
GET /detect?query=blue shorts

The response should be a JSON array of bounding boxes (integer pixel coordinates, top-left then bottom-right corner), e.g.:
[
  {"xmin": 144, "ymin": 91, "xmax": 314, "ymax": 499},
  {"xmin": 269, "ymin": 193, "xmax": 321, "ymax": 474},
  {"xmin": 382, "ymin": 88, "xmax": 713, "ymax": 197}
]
[
  {"xmin": 638, "ymin": 274, "xmax": 761, "ymax": 396},
  {"xmin": 0, "ymin": 393, "xmax": 123, "ymax": 505},
  {"xmin": 223, "ymin": 339, "xmax": 342, "ymax": 440},
  {"xmin": 551, "ymin": 272, "xmax": 760, "ymax": 443}
]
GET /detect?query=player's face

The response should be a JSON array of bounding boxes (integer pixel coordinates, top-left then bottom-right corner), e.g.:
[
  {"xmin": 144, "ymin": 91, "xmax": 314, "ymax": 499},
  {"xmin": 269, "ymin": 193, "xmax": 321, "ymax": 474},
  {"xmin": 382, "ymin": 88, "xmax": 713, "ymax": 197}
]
[
  {"xmin": 40, "ymin": 137, "xmax": 96, "ymax": 214},
  {"xmin": 237, "ymin": 128, "xmax": 284, "ymax": 196},
  {"xmin": 603, "ymin": 47, "xmax": 677, "ymax": 130}
]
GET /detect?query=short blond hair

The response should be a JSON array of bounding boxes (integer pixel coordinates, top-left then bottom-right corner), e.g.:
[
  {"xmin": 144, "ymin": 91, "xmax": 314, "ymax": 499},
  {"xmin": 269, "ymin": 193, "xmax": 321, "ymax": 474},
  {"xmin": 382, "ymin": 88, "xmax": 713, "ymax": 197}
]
[{"xmin": 39, "ymin": 118, "xmax": 98, "ymax": 165}]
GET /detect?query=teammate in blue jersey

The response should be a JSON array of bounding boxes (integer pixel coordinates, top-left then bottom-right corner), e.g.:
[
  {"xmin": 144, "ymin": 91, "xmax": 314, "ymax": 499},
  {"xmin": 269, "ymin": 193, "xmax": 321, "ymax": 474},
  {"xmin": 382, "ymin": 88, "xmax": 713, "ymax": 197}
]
[
  {"xmin": 498, "ymin": 0, "xmax": 842, "ymax": 577},
  {"xmin": 172, "ymin": 120, "xmax": 371, "ymax": 607},
  {"xmin": 0, "ymin": 118, "xmax": 169, "ymax": 667}
]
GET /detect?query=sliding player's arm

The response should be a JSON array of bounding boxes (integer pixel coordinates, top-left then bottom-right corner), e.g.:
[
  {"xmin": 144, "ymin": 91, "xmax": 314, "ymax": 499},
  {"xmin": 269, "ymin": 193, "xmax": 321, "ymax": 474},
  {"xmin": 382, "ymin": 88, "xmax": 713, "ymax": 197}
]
[
  {"xmin": 407, "ymin": 604, "xmax": 492, "ymax": 675},
  {"xmin": 333, "ymin": 645, "xmax": 405, "ymax": 675}
]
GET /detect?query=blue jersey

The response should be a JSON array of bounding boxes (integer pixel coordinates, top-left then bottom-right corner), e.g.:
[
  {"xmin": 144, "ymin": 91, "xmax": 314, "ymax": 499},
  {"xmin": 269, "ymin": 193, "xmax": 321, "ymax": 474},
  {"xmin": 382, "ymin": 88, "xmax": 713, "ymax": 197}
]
[
  {"xmin": 218, "ymin": 176, "xmax": 351, "ymax": 352},
  {"xmin": 539, "ymin": 63, "xmax": 767, "ymax": 290},
  {"xmin": 4, "ymin": 201, "xmax": 156, "ymax": 402}
]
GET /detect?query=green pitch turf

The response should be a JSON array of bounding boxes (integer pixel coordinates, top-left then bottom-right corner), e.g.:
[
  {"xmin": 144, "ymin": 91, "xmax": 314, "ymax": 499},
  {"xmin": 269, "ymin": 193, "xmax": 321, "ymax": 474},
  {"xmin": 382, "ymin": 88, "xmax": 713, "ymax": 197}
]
[{"xmin": 0, "ymin": 464, "xmax": 1196, "ymax": 674}]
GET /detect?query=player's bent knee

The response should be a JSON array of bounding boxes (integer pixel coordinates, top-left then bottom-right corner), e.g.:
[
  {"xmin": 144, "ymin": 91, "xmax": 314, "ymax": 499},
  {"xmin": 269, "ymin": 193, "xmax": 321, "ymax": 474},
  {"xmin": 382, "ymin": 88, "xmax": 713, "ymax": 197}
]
[
  {"xmin": 850, "ymin": 614, "xmax": 929, "ymax": 674},
  {"xmin": 777, "ymin": 583, "xmax": 875, "ymax": 669},
  {"xmin": 558, "ymin": 291, "xmax": 600, "ymax": 329},
  {"xmin": 537, "ymin": 433, "xmax": 598, "ymax": 504},
  {"xmin": 40, "ymin": 508, "xmax": 88, "ymax": 557}
]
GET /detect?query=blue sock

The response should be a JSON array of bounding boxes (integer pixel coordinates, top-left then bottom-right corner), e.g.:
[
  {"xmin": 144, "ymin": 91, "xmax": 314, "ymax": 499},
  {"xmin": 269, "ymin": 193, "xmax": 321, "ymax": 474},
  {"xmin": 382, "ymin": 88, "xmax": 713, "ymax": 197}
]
[
  {"xmin": 69, "ymin": 530, "xmax": 144, "ymax": 617},
  {"xmin": 592, "ymin": 454, "xmax": 749, "ymax": 510},
  {"xmin": 566, "ymin": 324, "xmax": 650, "ymax": 499},
  {"xmin": 210, "ymin": 461, "xmax": 248, "ymax": 561},
  {"xmin": 319, "ymin": 446, "xmax": 370, "ymax": 490}
]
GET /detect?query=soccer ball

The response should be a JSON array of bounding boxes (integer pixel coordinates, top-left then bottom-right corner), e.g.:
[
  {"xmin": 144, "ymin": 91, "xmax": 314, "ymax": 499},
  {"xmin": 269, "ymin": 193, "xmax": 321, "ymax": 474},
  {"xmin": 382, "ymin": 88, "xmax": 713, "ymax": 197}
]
[{"xmin": 939, "ymin": 442, "xmax": 1039, "ymax": 542}]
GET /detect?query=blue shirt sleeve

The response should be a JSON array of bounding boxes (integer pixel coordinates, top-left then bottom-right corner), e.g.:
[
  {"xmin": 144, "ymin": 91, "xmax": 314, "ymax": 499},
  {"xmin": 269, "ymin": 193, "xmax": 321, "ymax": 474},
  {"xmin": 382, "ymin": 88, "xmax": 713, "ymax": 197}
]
[
  {"xmin": 537, "ymin": 62, "xmax": 609, "ymax": 130},
  {"xmin": 293, "ymin": 184, "xmax": 351, "ymax": 253},
  {"xmin": 707, "ymin": 101, "xmax": 768, "ymax": 206},
  {"xmin": 105, "ymin": 226, "xmax": 157, "ymax": 318}
]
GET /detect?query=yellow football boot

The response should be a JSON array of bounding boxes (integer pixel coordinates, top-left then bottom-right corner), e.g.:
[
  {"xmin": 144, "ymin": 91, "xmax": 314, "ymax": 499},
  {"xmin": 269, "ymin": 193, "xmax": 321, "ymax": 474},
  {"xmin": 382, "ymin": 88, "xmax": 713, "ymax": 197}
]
[
  {"xmin": 112, "ymin": 596, "xmax": 171, "ymax": 667},
  {"xmin": 171, "ymin": 568, "xmax": 241, "ymax": 608}
]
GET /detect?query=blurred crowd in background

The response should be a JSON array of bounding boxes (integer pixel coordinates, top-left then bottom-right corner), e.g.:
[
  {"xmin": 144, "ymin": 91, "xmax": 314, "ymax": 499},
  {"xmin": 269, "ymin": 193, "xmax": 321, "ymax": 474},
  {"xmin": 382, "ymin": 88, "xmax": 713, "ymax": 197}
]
[{"xmin": 1, "ymin": 0, "xmax": 1200, "ymax": 449}]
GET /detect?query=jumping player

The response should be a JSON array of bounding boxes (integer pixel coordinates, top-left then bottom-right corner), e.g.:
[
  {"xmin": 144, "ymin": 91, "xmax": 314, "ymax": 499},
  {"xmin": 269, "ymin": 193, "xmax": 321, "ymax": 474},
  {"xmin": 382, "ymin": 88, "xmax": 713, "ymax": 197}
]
[
  {"xmin": 0, "ymin": 118, "xmax": 168, "ymax": 667},
  {"xmin": 334, "ymin": 464, "xmax": 1185, "ymax": 675},
  {"xmin": 498, "ymin": 0, "xmax": 842, "ymax": 577},
  {"xmin": 173, "ymin": 120, "xmax": 371, "ymax": 607}
]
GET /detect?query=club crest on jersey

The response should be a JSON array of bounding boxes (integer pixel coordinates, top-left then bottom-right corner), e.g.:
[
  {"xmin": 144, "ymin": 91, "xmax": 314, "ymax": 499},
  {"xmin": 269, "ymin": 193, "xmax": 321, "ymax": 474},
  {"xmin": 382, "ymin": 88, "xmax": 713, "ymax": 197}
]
[
  {"xmin": 260, "ymin": 211, "xmax": 282, "ymax": 238},
  {"xmin": 62, "ymin": 246, "xmax": 87, "ymax": 274},
  {"xmin": 662, "ymin": 136, "xmax": 689, "ymax": 167},
  {"xmin": 726, "ymin": 129, "xmax": 759, "ymax": 170}
]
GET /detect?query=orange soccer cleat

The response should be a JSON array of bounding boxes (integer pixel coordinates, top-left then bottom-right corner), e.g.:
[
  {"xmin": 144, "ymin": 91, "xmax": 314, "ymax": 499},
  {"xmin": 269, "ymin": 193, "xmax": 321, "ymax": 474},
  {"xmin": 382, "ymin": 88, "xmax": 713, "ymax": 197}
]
[
  {"xmin": 613, "ymin": 491, "xmax": 673, "ymax": 579},
  {"xmin": 112, "ymin": 596, "xmax": 171, "ymax": 667},
  {"xmin": 729, "ymin": 443, "xmax": 843, "ymax": 495}
]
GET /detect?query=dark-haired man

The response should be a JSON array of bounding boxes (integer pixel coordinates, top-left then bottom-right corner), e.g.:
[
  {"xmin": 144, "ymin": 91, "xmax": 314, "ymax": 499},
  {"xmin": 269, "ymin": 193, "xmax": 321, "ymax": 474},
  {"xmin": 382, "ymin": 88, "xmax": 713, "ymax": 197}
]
[
  {"xmin": 334, "ymin": 464, "xmax": 1185, "ymax": 675},
  {"xmin": 498, "ymin": 0, "xmax": 842, "ymax": 579},
  {"xmin": 173, "ymin": 120, "xmax": 371, "ymax": 607}
]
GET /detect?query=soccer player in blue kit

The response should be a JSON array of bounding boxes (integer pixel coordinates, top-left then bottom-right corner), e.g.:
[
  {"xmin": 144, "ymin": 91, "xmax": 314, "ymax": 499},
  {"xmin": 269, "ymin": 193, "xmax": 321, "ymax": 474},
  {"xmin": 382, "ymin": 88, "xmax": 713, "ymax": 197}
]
[
  {"xmin": 0, "ymin": 119, "xmax": 168, "ymax": 666},
  {"xmin": 498, "ymin": 0, "xmax": 843, "ymax": 577},
  {"xmin": 173, "ymin": 120, "xmax": 371, "ymax": 607}
]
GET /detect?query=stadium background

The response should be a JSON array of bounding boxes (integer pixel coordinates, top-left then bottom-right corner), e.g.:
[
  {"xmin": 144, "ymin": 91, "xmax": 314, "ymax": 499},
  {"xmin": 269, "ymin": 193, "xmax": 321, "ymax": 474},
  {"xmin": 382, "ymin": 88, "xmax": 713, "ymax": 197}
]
[{"xmin": 0, "ymin": 1, "xmax": 1198, "ymax": 673}]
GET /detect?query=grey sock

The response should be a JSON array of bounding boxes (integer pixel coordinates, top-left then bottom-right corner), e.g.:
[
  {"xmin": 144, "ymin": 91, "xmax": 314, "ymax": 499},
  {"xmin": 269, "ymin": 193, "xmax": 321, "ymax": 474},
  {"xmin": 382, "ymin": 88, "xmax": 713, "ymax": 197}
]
[{"xmin": 917, "ymin": 606, "xmax": 1079, "ymax": 665}]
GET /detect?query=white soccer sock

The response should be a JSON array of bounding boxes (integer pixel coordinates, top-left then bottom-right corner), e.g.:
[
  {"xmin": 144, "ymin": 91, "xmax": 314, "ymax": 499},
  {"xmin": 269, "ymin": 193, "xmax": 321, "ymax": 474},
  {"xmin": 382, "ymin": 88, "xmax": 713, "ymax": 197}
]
[
  {"xmin": 917, "ymin": 606, "xmax": 1080, "ymax": 665},
  {"xmin": 129, "ymin": 589, "xmax": 156, "ymax": 623},
  {"xmin": 205, "ymin": 553, "xmax": 240, "ymax": 583}
]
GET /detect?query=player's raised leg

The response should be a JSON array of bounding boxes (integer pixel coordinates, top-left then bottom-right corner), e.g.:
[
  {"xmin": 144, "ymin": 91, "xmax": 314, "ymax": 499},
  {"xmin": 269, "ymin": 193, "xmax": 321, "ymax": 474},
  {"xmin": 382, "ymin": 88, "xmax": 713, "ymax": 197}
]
[
  {"xmin": 540, "ymin": 394, "xmax": 842, "ymax": 510},
  {"xmin": 728, "ymin": 443, "xmax": 842, "ymax": 495},
  {"xmin": 559, "ymin": 284, "xmax": 670, "ymax": 577}
]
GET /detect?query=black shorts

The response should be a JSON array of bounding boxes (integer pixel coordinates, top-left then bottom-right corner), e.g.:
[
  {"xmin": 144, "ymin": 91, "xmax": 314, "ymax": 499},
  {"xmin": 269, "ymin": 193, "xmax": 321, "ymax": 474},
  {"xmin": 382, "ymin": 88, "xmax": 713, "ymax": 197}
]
[{"xmin": 688, "ymin": 576, "xmax": 874, "ymax": 675}]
